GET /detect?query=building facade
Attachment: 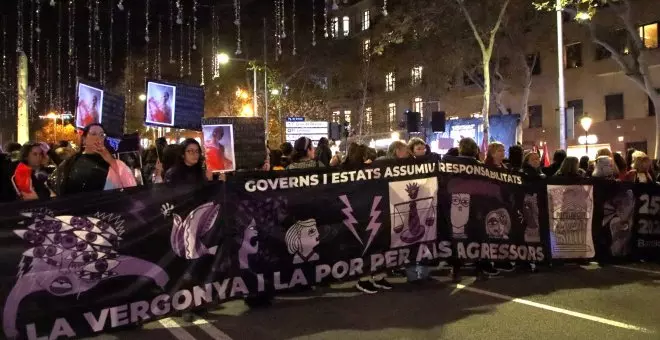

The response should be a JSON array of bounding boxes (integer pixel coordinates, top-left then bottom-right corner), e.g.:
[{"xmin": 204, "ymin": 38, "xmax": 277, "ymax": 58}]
[{"xmin": 327, "ymin": 0, "xmax": 660, "ymax": 156}]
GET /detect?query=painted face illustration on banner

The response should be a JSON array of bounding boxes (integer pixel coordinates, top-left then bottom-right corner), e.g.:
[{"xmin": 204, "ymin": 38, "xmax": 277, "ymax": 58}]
[
  {"xmin": 238, "ymin": 219, "xmax": 259, "ymax": 269},
  {"xmin": 3, "ymin": 212, "xmax": 169, "ymax": 339},
  {"xmin": 485, "ymin": 208, "xmax": 511, "ymax": 239},
  {"xmin": 523, "ymin": 194, "xmax": 541, "ymax": 243},
  {"xmin": 604, "ymin": 189, "xmax": 634, "ymax": 257},
  {"xmin": 451, "ymin": 193, "xmax": 470, "ymax": 239},
  {"xmin": 165, "ymin": 202, "xmax": 220, "ymax": 259},
  {"xmin": 285, "ymin": 219, "xmax": 320, "ymax": 264}
]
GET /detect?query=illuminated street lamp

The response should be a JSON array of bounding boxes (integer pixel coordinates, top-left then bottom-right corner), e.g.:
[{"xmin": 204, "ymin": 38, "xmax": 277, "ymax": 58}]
[
  {"xmin": 139, "ymin": 93, "xmax": 147, "ymax": 102},
  {"xmin": 580, "ymin": 113, "xmax": 593, "ymax": 155},
  {"xmin": 270, "ymin": 88, "xmax": 280, "ymax": 96},
  {"xmin": 217, "ymin": 52, "xmax": 258, "ymax": 118},
  {"xmin": 216, "ymin": 53, "xmax": 230, "ymax": 65},
  {"xmin": 575, "ymin": 11, "xmax": 592, "ymax": 21}
]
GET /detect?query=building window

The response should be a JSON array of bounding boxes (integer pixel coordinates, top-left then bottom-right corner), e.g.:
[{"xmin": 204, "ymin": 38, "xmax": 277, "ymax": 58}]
[
  {"xmin": 639, "ymin": 23, "xmax": 658, "ymax": 49},
  {"xmin": 362, "ymin": 39, "xmax": 370, "ymax": 58},
  {"xmin": 342, "ymin": 16, "xmax": 350, "ymax": 36},
  {"xmin": 332, "ymin": 110, "xmax": 341, "ymax": 123},
  {"xmin": 413, "ymin": 97, "xmax": 423, "ymax": 119},
  {"xmin": 648, "ymin": 89, "xmax": 659, "ymax": 116},
  {"xmin": 344, "ymin": 110, "xmax": 351, "ymax": 125},
  {"xmin": 388, "ymin": 102, "xmax": 396, "ymax": 128},
  {"xmin": 605, "ymin": 93, "xmax": 624, "ymax": 121},
  {"xmin": 565, "ymin": 42, "xmax": 583, "ymax": 69},
  {"xmin": 385, "ymin": 72, "xmax": 395, "ymax": 92},
  {"xmin": 528, "ymin": 105, "xmax": 543, "ymax": 128},
  {"xmin": 527, "ymin": 53, "xmax": 541, "ymax": 75},
  {"xmin": 331, "ymin": 17, "xmax": 339, "ymax": 38},
  {"xmin": 411, "ymin": 66, "xmax": 423, "ymax": 86},
  {"xmin": 361, "ymin": 10, "xmax": 370, "ymax": 31},
  {"xmin": 567, "ymin": 99, "xmax": 584, "ymax": 123},
  {"xmin": 365, "ymin": 107, "xmax": 373, "ymax": 128}
]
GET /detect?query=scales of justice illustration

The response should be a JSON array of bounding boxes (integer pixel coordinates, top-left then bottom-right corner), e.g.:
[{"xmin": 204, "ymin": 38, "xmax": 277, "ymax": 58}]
[{"xmin": 392, "ymin": 183, "xmax": 437, "ymax": 243}]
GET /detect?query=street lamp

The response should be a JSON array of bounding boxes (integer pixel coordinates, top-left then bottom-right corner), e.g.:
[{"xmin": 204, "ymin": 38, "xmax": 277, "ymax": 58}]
[
  {"xmin": 270, "ymin": 88, "xmax": 280, "ymax": 96},
  {"xmin": 139, "ymin": 93, "xmax": 147, "ymax": 102},
  {"xmin": 216, "ymin": 52, "xmax": 258, "ymax": 118},
  {"xmin": 580, "ymin": 113, "xmax": 593, "ymax": 155}
]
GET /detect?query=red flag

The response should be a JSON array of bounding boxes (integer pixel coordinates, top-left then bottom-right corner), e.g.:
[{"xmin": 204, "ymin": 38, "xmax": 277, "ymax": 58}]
[
  {"xmin": 480, "ymin": 133, "xmax": 489, "ymax": 161},
  {"xmin": 541, "ymin": 143, "xmax": 550, "ymax": 167}
]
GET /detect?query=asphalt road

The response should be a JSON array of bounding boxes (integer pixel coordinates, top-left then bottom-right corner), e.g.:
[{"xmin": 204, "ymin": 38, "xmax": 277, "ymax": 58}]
[{"xmin": 84, "ymin": 262, "xmax": 660, "ymax": 340}]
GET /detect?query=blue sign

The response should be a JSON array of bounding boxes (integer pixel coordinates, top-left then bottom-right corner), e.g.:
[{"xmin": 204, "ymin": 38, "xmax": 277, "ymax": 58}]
[{"xmin": 286, "ymin": 117, "xmax": 305, "ymax": 122}]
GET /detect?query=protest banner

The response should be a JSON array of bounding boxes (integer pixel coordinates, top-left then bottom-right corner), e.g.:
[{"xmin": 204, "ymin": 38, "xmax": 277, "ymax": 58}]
[{"xmin": 0, "ymin": 160, "xmax": 656, "ymax": 339}]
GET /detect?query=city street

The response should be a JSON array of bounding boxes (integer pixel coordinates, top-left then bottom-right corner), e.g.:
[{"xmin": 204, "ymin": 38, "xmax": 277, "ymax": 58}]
[{"xmin": 84, "ymin": 262, "xmax": 660, "ymax": 340}]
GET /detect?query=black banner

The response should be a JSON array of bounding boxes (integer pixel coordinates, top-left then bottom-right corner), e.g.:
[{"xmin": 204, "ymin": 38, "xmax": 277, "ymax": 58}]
[{"xmin": 0, "ymin": 161, "xmax": 657, "ymax": 339}]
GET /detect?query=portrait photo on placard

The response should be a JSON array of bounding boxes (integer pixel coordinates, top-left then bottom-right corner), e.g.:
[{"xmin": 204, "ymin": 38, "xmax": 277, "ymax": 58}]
[
  {"xmin": 146, "ymin": 82, "xmax": 176, "ymax": 126},
  {"xmin": 75, "ymin": 83, "xmax": 103, "ymax": 129},
  {"xmin": 202, "ymin": 124, "xmax": 236, "ymax": 172}
]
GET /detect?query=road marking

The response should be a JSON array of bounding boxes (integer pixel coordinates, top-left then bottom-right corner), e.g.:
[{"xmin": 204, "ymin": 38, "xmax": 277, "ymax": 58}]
[
  {"xmin": 157, "ymin": 318, "xmax": 197, "ymax": 340},
  {"xmin": 454, "ymin": 284, "xmax": 653, "ymax": 333},
  {"xmin": 613, "ymin": 265, "xmax": 660, "ymax": 276},
  {"xmin": 192, "ymin": 318, "xmax": 234, "ymax": 340}
]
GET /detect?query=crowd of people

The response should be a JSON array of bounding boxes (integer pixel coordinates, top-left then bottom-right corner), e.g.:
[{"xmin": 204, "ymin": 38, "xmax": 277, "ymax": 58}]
[{"xmin": 0, "ymin": 124, "xmax": 658, "ymax": 292}]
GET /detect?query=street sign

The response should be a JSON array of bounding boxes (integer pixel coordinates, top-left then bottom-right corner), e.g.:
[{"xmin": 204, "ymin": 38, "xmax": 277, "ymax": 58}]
[{"xmin": 285, "ymin": 121, "xmax": 329, "ymax": 147}]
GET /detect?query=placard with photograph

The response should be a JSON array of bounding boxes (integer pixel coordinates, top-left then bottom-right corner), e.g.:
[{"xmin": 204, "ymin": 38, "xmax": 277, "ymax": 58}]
[
  {"xmin": 202, "ymin": 124, "xmax": 236, "ymax": 172},
  {"xmin": 146, "ymin": 82, "xmax": 176, "ymax": 126},
  {"xmin": 202, "ymin": 117, "xmax": 265, "ymax": 171},
  {"xmin": 75, "ymin": 83, "xmax": 104, "ymax": 128}
]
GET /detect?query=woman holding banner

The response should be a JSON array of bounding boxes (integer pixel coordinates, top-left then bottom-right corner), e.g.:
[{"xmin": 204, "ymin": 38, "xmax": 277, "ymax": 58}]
[{"xmin": 49, "ymin": 124, "xmax": 136, "ymax": 196}]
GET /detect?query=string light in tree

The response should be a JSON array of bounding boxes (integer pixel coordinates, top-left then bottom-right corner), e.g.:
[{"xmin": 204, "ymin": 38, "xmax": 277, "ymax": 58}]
[
  {"xmin": 1, "ymin": 16, "xmax": 6, "ymax": 86},
  {"xmin": 234, "ymin": 0, "xmax": 242, "ymax": 55},
  {"xmin": 323, "ymin": 0, "xmax": 328, "ymax": 38},
  {"xmin": 192, "ymin": 0, "xmax": 197, "ymax": 50},
  {"xmin": 109, "ymin": 0, "xmax": 113, "ymax": 72},
  {"xmin": 200, "ymin": 35, "xmax": 204, "ymax": 86},
  {"xmin": 68, "ymin": 0, "xmax": 74, "ymax": 89},
  {"xmin": 157, "ymin": 16, "xmax": 162, "ymax": 79},
  {"xmin": 16, "ymin": 0, "xmax": 24, "ymax": 53},
  {"xmin": 275, "ymin": 0, "xmax": 281, "ymax": 60},
  {"xmin": 212, "ymin": 9, "xmax": 219, "ymax": 79},
  {"xmin": 169, "ymin": 0, "xmax": 174, "ymax": 63},
  {"xmin": 35, "ymin": 1, "xmax": 42, "ymax": 85},
  {"xmin": 179, "ymin": 16, "xmax": 183, "ymax": 77},
  {"xmin": 29, "ymin": 0, "xmax": 34, "ymax": 63},
  {"xmin": 187, "ymin": 20, "xmax": 192, "ymax": 76},
  {"xmin": 145, "ymin": 0, "xmax": 150, "ymax": 42},
  {"xmin": 94, "ymin": 0, "xmax": 100, "ymax": 31},
  {"xmin": 100, "ymin": 28, "xmax": 105, "ymax": 85},
  {"xmin": 176, "ymin": 0, "xmax": 183, "ymax": 25},
  {"xmin": 311, "ymin": 0, "xmax": 316, "ymax": 46},
  {"xmin": 280, "ymin": 0, "xmax": 286, "ymax": 39},
  {"xmin": 292, "ymin": 0, "xmax": 296, "ymax": 56},
  {"xmin": 88, "ymin": 0, "xmax": 93, "ymax": 77},
  {"xmin": 57, "ymin": 1, "xmax": 63, "ymax": 109},
  {"xmin": 126, "ymin": 10, "xmax": 132, "ymax": 105}
]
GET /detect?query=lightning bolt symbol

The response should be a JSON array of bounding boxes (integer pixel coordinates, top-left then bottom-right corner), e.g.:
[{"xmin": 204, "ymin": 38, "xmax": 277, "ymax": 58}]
[
  {"xmin": 338, "ymin": 195, "xmax": 363, "ymax": 245},
  {"xmin": 363, "ymin": 196, "xmax": 383, "ymax": 255}
]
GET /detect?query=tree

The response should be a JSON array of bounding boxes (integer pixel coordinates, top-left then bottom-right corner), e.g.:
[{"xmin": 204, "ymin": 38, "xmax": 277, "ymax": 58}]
[
  {"xmin": 456, "ymin": 0, "xmax": 511, "ymax": 143},
  {"xmin": 35, "ymin": 121, "xmax": 78, "ymax": 144},
  {"xmin": 536, "ymin": 0, "xmax": 660, "ymax": 157}
]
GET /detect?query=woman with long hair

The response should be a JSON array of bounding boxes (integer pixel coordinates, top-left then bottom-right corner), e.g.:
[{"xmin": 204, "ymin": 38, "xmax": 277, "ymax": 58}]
[
  {"xmin": 165, "ymin": 138, "xmax": 207, "ymax": 185},
  {"xmin": 624, "ymin": 151, "xmax": 654, "ymax": 183},
  {"xmin": 554, "ymin": 156, "xmax": 583, "ymax": 177},
  {"xmin": 315, "ymin": 137, "xmax": 333, "ymax": 167},
  {"xmin": 342, "ymin": 143, "xmax": 368, "ymax": 170},
  {"xmin": 13, "ymin": 142, "xmax": 51, "ymax": 200},
  {"xmin": 521, "ymin": 151, "xmax": 546, "ymax": 180},
  {"xmin": 286, "ymin": 137, "xmax": 324, "ymax": 170},
  {"xmin": 49, "ymin": 123, "xmax": 136, "ymax": 196},
  {"xmin": 484, "ymin": 142, "xmax": 507, "ymax": 168}
]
